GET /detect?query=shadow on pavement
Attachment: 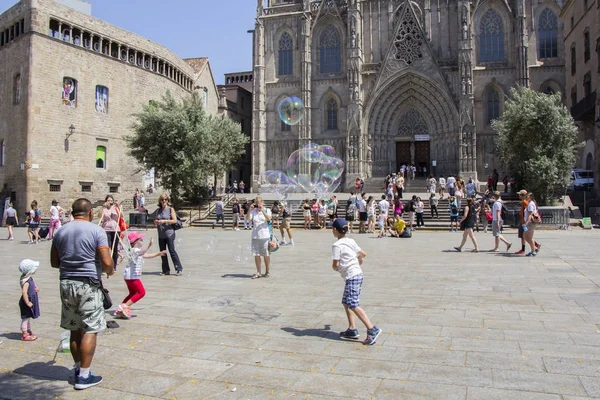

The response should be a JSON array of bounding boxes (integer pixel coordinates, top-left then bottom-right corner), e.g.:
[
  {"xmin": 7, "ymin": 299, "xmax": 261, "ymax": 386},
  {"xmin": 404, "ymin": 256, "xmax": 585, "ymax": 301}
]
[
  {"xmin": 221, "ymin": 274, "xmax": 254, "ymax": 279},
  {"xmin": 0, "ymin": 361, "xmax": 73, "ymax": 398},
  {"xmin": 281, "ymin": 324, "xmax": 339, "ymax": 340},
  {"xmin": 0, "ymin": 332, "xmax": 22, "ymax": 341}
]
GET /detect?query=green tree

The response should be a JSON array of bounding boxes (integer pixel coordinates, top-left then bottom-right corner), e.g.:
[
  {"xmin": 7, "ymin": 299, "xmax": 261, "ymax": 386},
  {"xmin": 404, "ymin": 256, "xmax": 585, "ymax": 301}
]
[
  {"xmin": 127, "ymin": 91, "xmax": 247, "ymax": 203},
  {"xmin": 203, "ymin": 114, "xmax": 250, "ymax": 189},
  {"xmin": 493, "ymin": 86, "xmax": 581, "ymax": 205}
]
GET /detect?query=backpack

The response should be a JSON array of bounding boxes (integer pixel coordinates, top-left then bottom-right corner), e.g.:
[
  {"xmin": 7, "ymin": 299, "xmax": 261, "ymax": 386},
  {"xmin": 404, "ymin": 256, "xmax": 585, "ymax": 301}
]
[
  {"xmin": 450, "ymin": 202, "xmax": 458, "ymax": 215},
  {"xmin": 33, "ymin": 209, "xmax": 41, "ymax": 223},
  {"xmin": 499, "ymin": 201, "xmax": 507, "ymax": 221}
]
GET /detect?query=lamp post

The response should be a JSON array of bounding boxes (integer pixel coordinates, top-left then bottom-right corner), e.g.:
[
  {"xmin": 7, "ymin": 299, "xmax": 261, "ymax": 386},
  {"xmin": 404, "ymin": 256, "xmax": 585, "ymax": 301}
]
[{"xmin": 65, "ymin": 124, "xmax": 75, "ymax": 152}]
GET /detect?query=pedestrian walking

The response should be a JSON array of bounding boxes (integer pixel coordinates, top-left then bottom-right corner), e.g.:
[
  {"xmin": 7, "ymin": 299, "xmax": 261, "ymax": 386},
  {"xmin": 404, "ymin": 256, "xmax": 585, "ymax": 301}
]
[
  {"xmin": 212, "ymin": 197, "xmax": 225, "ymax": 229},
  {"xmin": 489, "ymin": 191, "xmax": 512, "ymax": 252},
  {"xmin": 522, "ymin": 192, "xmax": 541, "ymax": 257},
  {"xmin": 98, "ymin": 195, "xmax": 120, "ymax": 267},
  {"xmin": 331, "ymin": 219, "xmax": 382, "ymax": 345},
  {"xmin": 48, "ymin": 200, "xmax": 63, "ymax": 240},
  {"xmin": 429, "ymin": 193, "xmax": 439, "ymax": 219},
  {"xmin": 514, "ymin": 190, "xmax": 541, "ymax": 255},
  {"xmin": 279, "ymin": 202, "xmax": 294, "ymax": 246},
  {"xmin": 2, "ymin": 202, "xmax": 18, "ymax": 241},
  {"xmin": 454, "ymin": 198, "xmax": 479, "ymax": 252},
  {"xmin": 51, "ymin": 198, "xmax": 115, "ymax": 390},
  {"xmin": 26, "ymin": 200, "xmax": 41, "ymax": 244},
  {"xmin": 232, "ymin": 198, "xmax": 241, "ymax": 231}
]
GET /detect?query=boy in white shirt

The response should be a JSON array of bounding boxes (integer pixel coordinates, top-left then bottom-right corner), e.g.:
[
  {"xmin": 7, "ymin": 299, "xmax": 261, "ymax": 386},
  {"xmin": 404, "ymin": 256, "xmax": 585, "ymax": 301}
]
[{"xmin": 332, "ymin": 219, "xmax": 382, "ymax": 345}]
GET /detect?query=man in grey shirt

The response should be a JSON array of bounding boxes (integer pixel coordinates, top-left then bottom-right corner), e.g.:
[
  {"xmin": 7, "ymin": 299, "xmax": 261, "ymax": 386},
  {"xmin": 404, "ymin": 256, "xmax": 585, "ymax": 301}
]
[
  {"xmin": 213, "ymin": 197, "xmax": 225, "ymax": 229},
  {"xmin": 51, "ymin": 198, "xmax": 114, "ymax": 390}
]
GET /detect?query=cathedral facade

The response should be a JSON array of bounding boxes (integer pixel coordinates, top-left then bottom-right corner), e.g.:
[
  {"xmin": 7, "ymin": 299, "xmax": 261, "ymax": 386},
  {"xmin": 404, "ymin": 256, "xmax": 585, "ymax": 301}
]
[{"xmin": 251, "ymin": 0, "xmax": 566, "ymax": 188}]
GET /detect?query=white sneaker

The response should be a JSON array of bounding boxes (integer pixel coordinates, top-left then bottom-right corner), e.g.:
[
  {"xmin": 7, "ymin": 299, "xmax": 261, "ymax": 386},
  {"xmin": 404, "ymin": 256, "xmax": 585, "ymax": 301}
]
[
  {"xmin": 281, "ymin": 240, "xmax": 288, "ymax": 246},
  {"xmin": 289, "ymin": 240, "xmax": 294, "ymax": 246}
]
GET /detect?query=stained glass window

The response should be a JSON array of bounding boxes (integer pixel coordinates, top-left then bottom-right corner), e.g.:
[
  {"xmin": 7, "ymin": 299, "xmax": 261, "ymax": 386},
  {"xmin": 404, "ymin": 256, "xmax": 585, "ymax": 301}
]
[
  {"xmin": 398, "ymin": 109, "xmax": 428, "ymax": 137},
  {"xmin": 479, "ymin": 9, "xmax": 505, "ymax": 63},
  {"xmin": 95, "ymin": 86, "xmax": 108, "ymax": 114},
  {"xmin": 278, "ymin": 32, "xmax": 293, "ymax": 76},
  {"xmin": 486, "ymin": 89, "xmax": 501, "ymax": 124},
  {"xmin": 62, "ymin": 77, "xmax": 77, "ymax": 107},
  {"xmin": 326, "ymin": 98, "xmax": 338, "ymax": 130},
  {"xmin": 319, "ymin": 26, "xmax": 341, "ymax": 74},
  {"xmin": 538, "ymin": 8, "xmax": 558, "ymax": 59}
]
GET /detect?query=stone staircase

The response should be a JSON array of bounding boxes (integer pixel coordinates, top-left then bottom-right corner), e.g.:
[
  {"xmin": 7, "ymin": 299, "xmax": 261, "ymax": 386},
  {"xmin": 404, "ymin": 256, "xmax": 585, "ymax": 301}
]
[{"xmin": 191, "ymin": 196, "xmax": 506, "ymax": 232}]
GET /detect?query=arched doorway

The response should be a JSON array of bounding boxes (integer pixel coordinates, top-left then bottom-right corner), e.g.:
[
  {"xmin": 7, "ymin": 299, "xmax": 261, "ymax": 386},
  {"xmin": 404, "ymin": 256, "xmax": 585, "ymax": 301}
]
[
  {"xmin": 366, "ymin": 72, "xmax": 459, "ymax": 177},
  {"xmin": 396, "ymin": 109, "xmax": 431, "ymax": 173}
]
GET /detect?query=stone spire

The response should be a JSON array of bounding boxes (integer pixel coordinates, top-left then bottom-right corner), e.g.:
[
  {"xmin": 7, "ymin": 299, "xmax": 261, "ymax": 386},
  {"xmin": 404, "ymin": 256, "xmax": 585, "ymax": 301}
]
[
  {"xmin": 458, "ymin": 0, "xmax": 477, "ymax": 177},
  {"xmin": 515, "ymin": 0, "xmax": 529, "ymax": 87},
  {"xmin": 347, "ymin": 0, "xmax": 364, "ymax": 178},
  {"xmin": 251, "ymin": 0, "xmax": 267, "ymax": 188}
]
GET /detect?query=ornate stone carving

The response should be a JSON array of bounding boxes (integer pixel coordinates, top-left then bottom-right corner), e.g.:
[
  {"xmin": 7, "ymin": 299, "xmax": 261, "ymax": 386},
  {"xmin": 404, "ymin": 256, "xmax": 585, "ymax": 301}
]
[{"xmin": 392, "ymin": 4, "xmax": 424, "ymax": 65}]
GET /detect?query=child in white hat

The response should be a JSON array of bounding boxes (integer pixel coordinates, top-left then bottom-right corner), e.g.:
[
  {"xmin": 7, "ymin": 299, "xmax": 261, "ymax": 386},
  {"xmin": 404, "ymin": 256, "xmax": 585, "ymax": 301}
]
[
  {"xmin": 18, "ymin": 259, "xmax": 40, "ymax": 341},
  {"xmin": 114, "ymin": 232, "xmax": 165, "ymax": 319}
]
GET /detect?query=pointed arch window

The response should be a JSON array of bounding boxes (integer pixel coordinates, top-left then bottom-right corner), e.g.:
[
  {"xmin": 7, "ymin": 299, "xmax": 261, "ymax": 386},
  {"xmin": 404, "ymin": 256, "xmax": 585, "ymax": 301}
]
[
  {"xmin": 479, "ymin": 9, "xmax": 505, "ymax": 63},
  {"xmin": 538, "ymin": 8, "xmax": 558, "ymax": 59},
  {"xmin": 278, "ymin": 32, "xmax": 293, "ymax": 76},
  {"xmin": 486, "ymin": 88, "xmax": 501, "ymax": 125},
  {"xmin": 326, "ymin": 98, "xmax": 338, "ymax": 130},
  {"xmin": 398, "ymin": 109, "xmax": 428, "ymax": 137},
  {"xmin": 319, "ymin": 26, "xmax": 341, "ymax": 74}
]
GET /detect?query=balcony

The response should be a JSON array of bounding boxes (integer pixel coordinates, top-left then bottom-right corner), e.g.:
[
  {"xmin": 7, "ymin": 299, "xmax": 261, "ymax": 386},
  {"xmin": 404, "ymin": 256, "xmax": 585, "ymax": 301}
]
[{"xmin": 571, "ymin": 90, "xmax": 596, "ymax": 121}]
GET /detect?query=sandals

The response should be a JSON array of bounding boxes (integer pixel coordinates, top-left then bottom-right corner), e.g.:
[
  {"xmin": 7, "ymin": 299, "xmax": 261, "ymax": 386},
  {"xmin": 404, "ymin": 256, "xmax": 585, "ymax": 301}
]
[
  {"xmin": 251, "ymin": 273, "xmax": 261, "ymax": 279},
  {"xmin": 263, "ymin": 273, "xmax": 270, "ymax": 278},
  {"xmin": 454, "ymin": 247, "xmax": 462, "ymax": 252},
  {"xmin": 21, "ymin": 332, "xmax": 37, "ymax": 341},
  {"xmin": 471, "ymin": 249, "xmax": 479, "ymax": 253}
]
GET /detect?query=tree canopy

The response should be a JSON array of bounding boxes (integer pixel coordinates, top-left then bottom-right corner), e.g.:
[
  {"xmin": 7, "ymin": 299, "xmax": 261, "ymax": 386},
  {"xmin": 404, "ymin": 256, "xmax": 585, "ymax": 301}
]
[
  {"xmin": 127, "ymin": 92, "xmax": 249, "ymax": 203},
  {"xmin": 493, "ymin": 86, "xmax": 581, "ymax": 205}
]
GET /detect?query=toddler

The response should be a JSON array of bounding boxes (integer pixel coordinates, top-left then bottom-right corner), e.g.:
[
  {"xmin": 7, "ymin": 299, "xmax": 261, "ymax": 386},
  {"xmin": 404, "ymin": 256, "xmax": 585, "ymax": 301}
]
[
  {"xmin": 114, "ymin": 232, "xmax": 165, "ymax": 319},
  {"xmin": 18, "ymin": 259, "xmax": 41, "ymax": 341},
  {"xmin": 331, "ymin": 219, "xmax": 381, "ymax": 345}
]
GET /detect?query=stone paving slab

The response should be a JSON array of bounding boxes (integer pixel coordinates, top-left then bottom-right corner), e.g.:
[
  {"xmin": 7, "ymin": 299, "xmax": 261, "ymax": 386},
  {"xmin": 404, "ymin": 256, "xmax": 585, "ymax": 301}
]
[{"xmin": 1, "ymin": 227, "xmax": 600, "ymax": 399}]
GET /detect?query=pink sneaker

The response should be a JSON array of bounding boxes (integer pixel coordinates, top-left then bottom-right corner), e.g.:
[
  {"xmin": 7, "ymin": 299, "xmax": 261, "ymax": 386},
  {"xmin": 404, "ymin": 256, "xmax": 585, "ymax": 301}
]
[{"xmin": 118, "ymin": 304, "xmax": 131, "ymax": 319}]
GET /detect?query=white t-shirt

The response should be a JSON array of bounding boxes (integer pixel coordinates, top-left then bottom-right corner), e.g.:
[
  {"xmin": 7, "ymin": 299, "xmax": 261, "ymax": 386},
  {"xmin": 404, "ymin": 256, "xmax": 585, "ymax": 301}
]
[
  {"xmin": 50, "ymin": 205, "xmax": 62, "ymax": 219},
  {"xmin": 332, "ymin": 237, "xmax": 363, "ymax": 281},
  {"xmin": 250, "ymin": 207, "xmax": 272, "ymax": 239},
  {"xmin": 492, "ymin": 200, "xmax": 502, "ymax": 222},
  {"xmin": 378, "ymin": 200, "xmax": 389, "ymax": 217},
  {"xmin": 318, "ymin": 204, "xmax": 327, "ymax": 216},
  {"xmin": 124, "ymin": 247, "xmax": 143, "ymax": 280},
  {"xmin": 415, "ymin": 201, "xmax": 424, "ymax": 213},
  {"xmin": 447, "ymin": 177, "xmax": 456, "ymax": 188},
  {"xmin": 358, "ymin": 199, "xmax": 367, "ymax": 213},
  {"xmin": 439, "ymin": 177, "xmax": 446, "ymax": 186},
  {"xmin": 524, "ymin": 201, "xmax": 537, "ymax": 221}
]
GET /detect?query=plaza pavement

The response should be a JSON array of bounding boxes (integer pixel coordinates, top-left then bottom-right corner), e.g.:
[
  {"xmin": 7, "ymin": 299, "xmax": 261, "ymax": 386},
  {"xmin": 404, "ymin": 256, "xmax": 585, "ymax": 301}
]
[{"xmin": 1, "ymin": 226, "xmax": 600, "ymax": 399}]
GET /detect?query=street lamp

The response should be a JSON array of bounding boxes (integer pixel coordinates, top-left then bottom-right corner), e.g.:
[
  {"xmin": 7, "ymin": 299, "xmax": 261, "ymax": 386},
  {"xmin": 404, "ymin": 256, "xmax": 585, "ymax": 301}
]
[{"xmin": 65, "ymin": 124, "xmax": 75, "ymax": 152}]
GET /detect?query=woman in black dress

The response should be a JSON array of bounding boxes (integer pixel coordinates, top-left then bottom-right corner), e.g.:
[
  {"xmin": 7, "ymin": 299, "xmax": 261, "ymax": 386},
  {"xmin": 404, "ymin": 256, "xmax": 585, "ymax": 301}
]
[{"xmin": 454, "ymin": 197, "xmax": 479, "ymax": 253}]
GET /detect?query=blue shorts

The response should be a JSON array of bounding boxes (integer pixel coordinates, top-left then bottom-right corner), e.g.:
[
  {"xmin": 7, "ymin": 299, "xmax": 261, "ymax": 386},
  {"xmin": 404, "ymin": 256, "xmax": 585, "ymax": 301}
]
[{"xmin": 342, "ymin": 274, "xmax": 364, "ymax": 309}]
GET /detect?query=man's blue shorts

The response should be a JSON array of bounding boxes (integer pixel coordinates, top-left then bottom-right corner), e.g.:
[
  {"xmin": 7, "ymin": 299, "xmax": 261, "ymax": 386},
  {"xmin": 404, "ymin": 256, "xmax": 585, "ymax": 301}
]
[{"xmin": 342, "ymin": 274, "xmax": 364, "ymax": 309}]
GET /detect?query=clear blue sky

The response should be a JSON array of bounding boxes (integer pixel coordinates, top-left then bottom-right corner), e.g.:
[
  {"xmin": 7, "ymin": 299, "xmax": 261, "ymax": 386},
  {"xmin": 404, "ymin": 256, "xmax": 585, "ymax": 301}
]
[{"xmin": 0, "ymin": 0, "xmax": 256, "ymax": 84}]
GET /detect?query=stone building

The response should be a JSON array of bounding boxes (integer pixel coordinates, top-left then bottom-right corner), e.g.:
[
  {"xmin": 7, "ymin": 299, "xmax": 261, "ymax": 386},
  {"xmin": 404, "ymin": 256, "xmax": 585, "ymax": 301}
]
[
  {"xmin": 0, "ymin": 0, "xmax": 219, "ymax": 216},
  {"xmin": 560, "ymin": 0, "xmax": 599, "ymax": 186},
  {"xmin": 251, "ymin": 0, "xmax": 567, "ymax": 189},
  {"xmin": 218, "ymin": 72, "xmax": 254, "ymax": 188}
]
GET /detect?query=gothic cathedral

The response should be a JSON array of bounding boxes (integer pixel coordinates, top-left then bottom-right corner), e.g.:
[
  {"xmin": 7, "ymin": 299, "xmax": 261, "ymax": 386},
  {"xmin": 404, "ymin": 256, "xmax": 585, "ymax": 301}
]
[{"xmin": 251, "ymin": 0, "xmax": 566, "ymax": 187}]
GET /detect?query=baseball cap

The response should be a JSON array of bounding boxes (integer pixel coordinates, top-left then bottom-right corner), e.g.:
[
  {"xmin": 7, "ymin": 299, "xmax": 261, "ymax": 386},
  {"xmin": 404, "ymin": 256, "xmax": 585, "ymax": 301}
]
[
  {"xmin": 332, "ymin": 218, "xmax": 348, "ymax": 232},
  {"xmin": 19, "ymin": 259, "xmax": 39, "ymax": 275},
  {"xmin": 518, "ymin": 189, "xmax": 527, "ymax": 195},
  {"xmin": 128, "ymin": 231, "xmax": 145, "ymax": 244}
]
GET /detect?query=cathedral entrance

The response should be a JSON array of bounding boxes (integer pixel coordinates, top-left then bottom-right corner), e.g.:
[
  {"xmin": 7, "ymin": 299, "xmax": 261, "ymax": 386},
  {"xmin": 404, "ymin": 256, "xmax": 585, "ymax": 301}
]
[{"xmin": 395, "ymin": 140, "xmax": 430, "ymax": 174}]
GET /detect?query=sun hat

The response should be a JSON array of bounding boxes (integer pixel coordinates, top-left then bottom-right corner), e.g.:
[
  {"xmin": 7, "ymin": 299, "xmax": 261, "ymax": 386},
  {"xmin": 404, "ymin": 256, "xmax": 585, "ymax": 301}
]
[
  {"xmin": 518, "ymin": 189, "xmax": 528, "ymax": 195},
  {"xmin": 128, "ymin": 231, "xmax": 145, "ymax": 244},
  {"xmin": 19, "ymin": 259, "xmax": 39, "ymax": 275}
]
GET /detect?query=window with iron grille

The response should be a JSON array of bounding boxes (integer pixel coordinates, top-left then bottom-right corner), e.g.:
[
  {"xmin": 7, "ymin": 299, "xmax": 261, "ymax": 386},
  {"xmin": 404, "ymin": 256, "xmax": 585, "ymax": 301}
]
[{"xmin": 49, "ymin": 184, "xmax": 61, "ymax": 192}]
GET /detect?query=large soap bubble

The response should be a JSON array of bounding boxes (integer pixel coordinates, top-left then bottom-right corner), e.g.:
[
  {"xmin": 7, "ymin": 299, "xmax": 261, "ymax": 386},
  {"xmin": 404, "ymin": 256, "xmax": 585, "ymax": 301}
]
[
  {"xmin": 260, "ymin": 143, "xmax": 344, "ymax": 201},
  {"xmin": 278, "ymin": 96, "xmax": 304, "ymax": 126}
]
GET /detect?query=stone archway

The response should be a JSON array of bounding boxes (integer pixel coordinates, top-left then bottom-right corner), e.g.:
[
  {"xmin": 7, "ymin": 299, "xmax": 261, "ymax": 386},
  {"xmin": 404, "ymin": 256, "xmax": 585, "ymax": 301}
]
[{"xmin": 366, "ymin": 72, "xmax": 459, "ymax": 177}]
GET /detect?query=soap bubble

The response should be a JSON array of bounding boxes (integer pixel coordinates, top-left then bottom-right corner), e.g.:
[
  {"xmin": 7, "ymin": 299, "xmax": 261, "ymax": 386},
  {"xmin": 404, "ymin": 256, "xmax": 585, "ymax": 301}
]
[
  {"xmin": 232, "ymin": 243, "xmax": 251, "ymax": 263},
  {"xmin": 204, "ymin": 235, "xmax": 217, "ymax": 252},
  {"xmin": 278, "ymin": 96, "xmax": 304, "ymax": 126}
]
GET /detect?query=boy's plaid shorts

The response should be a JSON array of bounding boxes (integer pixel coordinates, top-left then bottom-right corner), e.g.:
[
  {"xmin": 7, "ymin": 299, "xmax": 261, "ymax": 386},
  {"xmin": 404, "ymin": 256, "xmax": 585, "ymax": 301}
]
[{"xmin": 342, "ymin": 274, "xmax": 364, "ymax": 309}]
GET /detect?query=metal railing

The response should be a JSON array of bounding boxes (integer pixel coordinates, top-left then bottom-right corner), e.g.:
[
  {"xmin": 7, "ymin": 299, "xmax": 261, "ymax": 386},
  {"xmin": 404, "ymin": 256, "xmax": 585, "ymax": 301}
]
[{"xmin": 538, "ymin": 206, "xmax": 570, "ymax": 230}]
